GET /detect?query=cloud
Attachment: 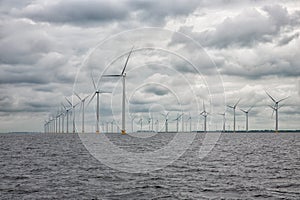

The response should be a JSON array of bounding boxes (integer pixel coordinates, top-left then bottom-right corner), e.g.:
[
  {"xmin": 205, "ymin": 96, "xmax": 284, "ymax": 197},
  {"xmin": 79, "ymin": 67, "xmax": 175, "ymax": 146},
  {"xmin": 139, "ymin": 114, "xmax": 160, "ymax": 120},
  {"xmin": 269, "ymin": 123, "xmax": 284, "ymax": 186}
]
[
  {"xmin": 13, "ymin": 0, "xmax": 129, "ymax": 25},
  {"xmin": 143, "ymin": 85, "xmax": 169, "ymax": 96},
  {"xmin": 174, "ymin": 5, "xmax": 299, "ymax": 48}
]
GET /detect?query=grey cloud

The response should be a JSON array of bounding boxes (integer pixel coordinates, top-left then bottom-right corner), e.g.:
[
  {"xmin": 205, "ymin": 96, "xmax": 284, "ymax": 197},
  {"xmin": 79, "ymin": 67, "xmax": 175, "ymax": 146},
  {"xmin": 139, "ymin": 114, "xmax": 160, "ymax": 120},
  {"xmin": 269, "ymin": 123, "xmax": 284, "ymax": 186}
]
[
  {"xmin": 175, "ymin": 5, "xmax": 299, "ymax": 48},
  {"xmin": 143, "ymin": 85, "xmax": 169, "ymax": 96},
  {"xmin": 14, "ymin": 0, "xmax": 129, "ymax": 25},
  {"xmin": 129, "ymin": 0, "xmax": 200, "ymax": 25},
  {"xmin": 277, "ymin": 32, "xmax": 299, "ymax": 46}
]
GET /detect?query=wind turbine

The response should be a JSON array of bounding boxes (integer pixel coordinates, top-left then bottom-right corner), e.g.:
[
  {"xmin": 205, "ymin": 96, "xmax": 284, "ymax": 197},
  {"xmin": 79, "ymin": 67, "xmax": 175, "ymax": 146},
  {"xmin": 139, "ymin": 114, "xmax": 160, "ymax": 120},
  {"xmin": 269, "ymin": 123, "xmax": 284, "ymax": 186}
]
[
  {"xmin": 266, "ymin": 92, "xmax": 289, "ymax": 133},
  {"xmin": 61, "ymin": 103, "xmax": 71, "ymax": 133},
  {"xmin": 181, "ymin": 112, "xmax": 185, "ymax": 132},
  {"xmin": 200, "ymin": 102, "xmax": 209, "ymax": 132},
  {"xmin": 218, "ymin": 112, "xmax": 226, "ymax": 132},
  {"xmin": 187, "ymin": 113, "xmax": 192, "ymax": 132},
  {"xmin": 173, "ymin": 113, "xmax": 183, "ymax": 132},
  {"xmin": 103, "ymin": 47, "xmax": 134, "ymax": 135},
  {"xmin": 87, "ymin": 75, "xmax": 110, "ymax": 134},
  {"xmin": 155, "ymin": 119, "xmax": 159, "ymax": 132},
  {"xmin": 66, "ymin": 97, "xmax": 79, "ymax": 133},
  {"xmin": 240, "ymin": 106, "xmax": 254, "ymax": 132},
  {"xmin": 161, "ymin": 112, "xmax": 170, "ymax": 133},
  {"xmin": 130, "ymin": 115, "xmax": 137, "ymax": 133},
  {"xmin": 227, "ymin": 99, "xmax": 240, "ymax": 133},
  {"xmin": 74, "ymin": 92, "xmax": 90, "ymax": 133},
  {"xmin": 138, "ymin": 118, "xmax": 143, "ymax": 131},
  {"xmin": 147, "ymin": 117, "xmax": 152, "ymax": 131}
]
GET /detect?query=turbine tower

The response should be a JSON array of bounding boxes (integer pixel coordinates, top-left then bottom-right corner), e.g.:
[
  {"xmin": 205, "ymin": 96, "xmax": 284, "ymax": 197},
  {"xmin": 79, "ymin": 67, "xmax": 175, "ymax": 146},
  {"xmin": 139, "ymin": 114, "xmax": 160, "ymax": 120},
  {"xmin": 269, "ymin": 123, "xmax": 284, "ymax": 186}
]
[
  {"xmin": 74, "ymin": 92, "xmax": 90, "ymax": 133},
  {"xmin": 266, "ymin": 92, "xmax": 289, "ymax": 133},
  {"xmin": 200, "ymin": 101, "xmax": 209, "ymax": 132},
  {"xmin": 240, "ymin": 106, "xmax": 254, "ymax": 132},
  {"xmin": 103, "ymin": 47, "xmax": 134, "ymax": 135},
  {"xmin": 227, "ymin": 99, "xmax": 240, "ymax": 133}
]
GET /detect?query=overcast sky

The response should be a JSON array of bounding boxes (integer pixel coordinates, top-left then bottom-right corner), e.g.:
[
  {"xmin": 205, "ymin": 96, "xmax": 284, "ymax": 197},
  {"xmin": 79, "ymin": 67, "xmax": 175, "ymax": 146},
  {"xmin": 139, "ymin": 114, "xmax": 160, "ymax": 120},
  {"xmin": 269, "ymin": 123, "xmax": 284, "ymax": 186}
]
[{"xmin": 0, "ymin": 0, "xmax": 299, "ymax": 133}]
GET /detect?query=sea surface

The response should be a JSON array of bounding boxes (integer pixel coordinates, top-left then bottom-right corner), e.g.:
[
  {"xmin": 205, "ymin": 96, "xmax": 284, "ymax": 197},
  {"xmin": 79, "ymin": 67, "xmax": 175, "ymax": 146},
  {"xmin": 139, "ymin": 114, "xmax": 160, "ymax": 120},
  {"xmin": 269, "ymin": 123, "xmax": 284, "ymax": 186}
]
[{"xmin": 0, "ymin": 132, "xmax": 299, "ymax": 199}]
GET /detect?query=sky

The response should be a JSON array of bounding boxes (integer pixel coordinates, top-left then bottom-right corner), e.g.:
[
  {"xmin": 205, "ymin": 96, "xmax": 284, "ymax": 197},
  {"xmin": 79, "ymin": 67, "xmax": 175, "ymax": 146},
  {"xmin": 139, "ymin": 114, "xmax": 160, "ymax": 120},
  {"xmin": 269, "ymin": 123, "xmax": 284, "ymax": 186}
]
[{"xmin": 0, "ymin": 0, "xmax": 300, "ymax": 133}]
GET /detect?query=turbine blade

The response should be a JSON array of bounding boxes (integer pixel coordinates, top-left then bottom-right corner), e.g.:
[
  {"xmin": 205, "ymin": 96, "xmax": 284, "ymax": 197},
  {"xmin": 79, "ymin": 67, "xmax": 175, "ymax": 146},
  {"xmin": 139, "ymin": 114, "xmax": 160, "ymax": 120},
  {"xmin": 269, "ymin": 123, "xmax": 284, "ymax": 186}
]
[
  {"xmin": 234, "ymin": 98, "xmax": 241, "ymax": 108},
  {"xmin": 265, "ymin": 91, "xmax": 276, "ymax": 103},
  {"xmin": 102, "ymin": 74, "xmax": 121, "ymax": 77},
  {"xmin": 227, "ymin": 105, "xmax": 234, "ymax": 109},
  {"xmin": 91, "ymin": 74, "xmax": 97, "ymax": 90},
  {"xmin": 99, "ymin": 90, "xmax": 112, "ymax": 94},
  {"xmin": 268, "ymin": 105, "xmax": 275, "ymax": 110},
  {"xmin": 121, "ymin": 46, "xmax": 134, "ymax": 75},
  {"xmin": 278, "ymin": 96, "xmax": 289, "ymax": 103},
  {"xmin": 248, "ymin": 105, "xmax": 254, "ymax": 112},
  {"xmin": 240, "ymin": 108, "xmax": 246, "ymax": 113},
  {"xmin": 65, "ymin": 97, "xmax": 72, "ymax": 106},
  {"xmin": 61, "ymin": 103, "xmax": 66, "ymax": 109},
  {"xmin": 83, "ymin": 94, "xmax": 91, "ymax": 101},
  {"xmin": 87, "ymin": 92, "xmax": 96, "ymax": 106},
  {"xmin": 74, "ymin": 92, "xmax": 82, "ymax": 101}
]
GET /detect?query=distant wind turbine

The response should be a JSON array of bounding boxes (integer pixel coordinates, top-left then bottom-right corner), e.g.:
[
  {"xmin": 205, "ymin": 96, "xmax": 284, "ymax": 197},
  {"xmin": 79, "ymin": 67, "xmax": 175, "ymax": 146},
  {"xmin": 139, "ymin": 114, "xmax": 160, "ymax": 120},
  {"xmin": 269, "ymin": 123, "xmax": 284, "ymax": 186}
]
[
  {"xmin": 103, "ymin": 46, "xmax": 134, "ymax": 135},
  {"xmin": 187, "ymin": 113, "xmax": 192, "ymax": 132},
  {"xmin": 218, "ymin": 112, "xmax": 226, "ymax": 132},
  {"xmin": 66, "ymin": 97, "xmax": 79, "ymax": 133},
  {"xmin": 131, "ymin": 115, "xmax": 137, "ymax": 133},
  {"xmin": 74, "ymin": 92, "xmax": 90, "ymax": 133},
  {"xmin": 266, "ymin": 92, "xmax": 289, "ymax": 133},
  {"xmin": 161, "ymin": 112, "xmax": 170, "ymax": 133},
  {"xmin": 240, "ymin": 106, "xmax": 254, "ymax": 132},
  {"xmin": 61, "ymin": 102, "xmax": 72, "ymax": 133},
  {"xmin": 200, "ymin": 101, "xmax": 209, "ymax": 132},
  {"xmin": 173, "ymin": 113, "xmax": 183, "ymax": 132},
  {"xmin": 227, "ymin": 99, "xmax": 240, "ymax": 133},
  {"xmin": 138, "ymin": 118, "xmax": 143, "ymax": 131}
]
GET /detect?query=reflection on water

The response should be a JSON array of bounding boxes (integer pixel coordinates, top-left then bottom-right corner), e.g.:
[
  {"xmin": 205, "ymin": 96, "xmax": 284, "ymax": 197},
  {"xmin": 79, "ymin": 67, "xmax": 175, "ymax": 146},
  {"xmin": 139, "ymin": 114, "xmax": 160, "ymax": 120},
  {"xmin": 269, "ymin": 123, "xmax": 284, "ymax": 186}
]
[{"xmin": 0, "ymin": 132, "xmax": 299, "ymax": 199}]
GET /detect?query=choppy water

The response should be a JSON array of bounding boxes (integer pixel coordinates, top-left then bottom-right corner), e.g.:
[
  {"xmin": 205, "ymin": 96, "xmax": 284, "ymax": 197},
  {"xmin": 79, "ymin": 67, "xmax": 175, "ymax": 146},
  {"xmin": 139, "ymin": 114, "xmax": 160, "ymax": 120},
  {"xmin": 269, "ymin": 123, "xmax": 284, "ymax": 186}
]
[{"xmin": 0, "ymin": 132, "xmax": 299, "ymax": 199}]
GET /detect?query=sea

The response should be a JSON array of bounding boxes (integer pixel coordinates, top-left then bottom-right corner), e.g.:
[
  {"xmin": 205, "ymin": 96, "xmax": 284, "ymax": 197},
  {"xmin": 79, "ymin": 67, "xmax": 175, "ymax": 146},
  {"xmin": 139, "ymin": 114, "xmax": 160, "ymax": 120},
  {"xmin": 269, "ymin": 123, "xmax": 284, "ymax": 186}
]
[{"xmin": 0, "ymin": 132, "xmax": 299, "ymax": 199}]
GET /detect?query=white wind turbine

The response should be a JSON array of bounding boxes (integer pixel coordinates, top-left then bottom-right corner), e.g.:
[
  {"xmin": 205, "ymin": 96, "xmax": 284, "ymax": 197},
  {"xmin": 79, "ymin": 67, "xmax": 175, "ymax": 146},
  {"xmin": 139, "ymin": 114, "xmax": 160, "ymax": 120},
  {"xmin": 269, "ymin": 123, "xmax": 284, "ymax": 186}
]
[
  {"xmin": 130, "ymin": 115, "xmax": 137, "ymax": 133},
  {"xmin": 74, "ymin": 92, "xmax": 90, "ymax": 133},
  {"xmin": 103, "ymin": 47, "xmax": 134, "ymax": 135},
  {"xmin": 240, "ymin": 106, "xmax": 254, "ymax": 132},
  {"xmin": 155, "ymin": 119, "xmax": 159, "ymax": 132},
  {"xmin": 61, "ymin": 103, "xmax": 72, "ymax": 134},
  {"xmin": 161, "ymin": 112, "xmax": 170, "ymax": 133},
  {"xmin": 218, "ymin": 112, "xmax": 226, "ymax": 132},
  {"xmin": 138, "ymin": 118, "xmax": 143, "ymax": 131},
  {"xmin": 173, "ymin": 113, "xmax": 183, "ymax": 132},
  {"xmin": 66, "ymin": 97, "xmax": 80, "ymax": 133},
  {"xmin": 87, "ymin": 75, "xmax": 110, "ymax": 134},
  {"xmin": 266, "ymin": 92, "xmax": 289, "ymax": 133},
  {"xmin": 187, "ymin": 113, "xmax": 192, "ymax": 132},
  {"xmin": 200, "ymin": 101, "xmax": 209, "ymax": 133},
  {"xmin": 227, "ymin": 99, "xmax": 240, "ymax": 133},
  {"xmin": 200, "ymin": 102, "xmax": 209, "ymax": 132}
]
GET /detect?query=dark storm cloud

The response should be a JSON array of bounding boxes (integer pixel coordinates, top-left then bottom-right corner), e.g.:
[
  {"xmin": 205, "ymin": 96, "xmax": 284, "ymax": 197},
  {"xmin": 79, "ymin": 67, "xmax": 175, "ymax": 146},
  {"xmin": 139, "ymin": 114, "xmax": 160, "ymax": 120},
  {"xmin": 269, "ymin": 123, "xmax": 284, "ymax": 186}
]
[{"xmin": 14, "ymin": 0, "xmax": 129, "ymax": 25}]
